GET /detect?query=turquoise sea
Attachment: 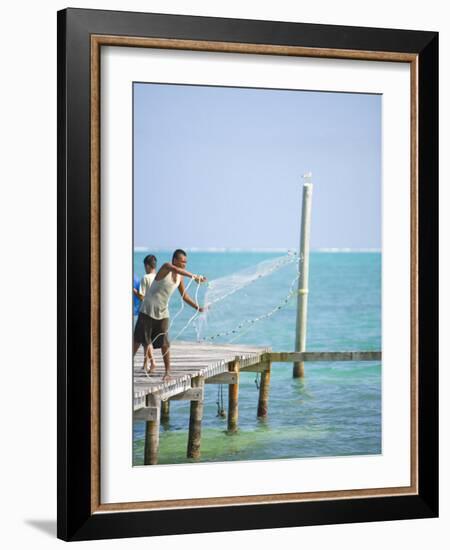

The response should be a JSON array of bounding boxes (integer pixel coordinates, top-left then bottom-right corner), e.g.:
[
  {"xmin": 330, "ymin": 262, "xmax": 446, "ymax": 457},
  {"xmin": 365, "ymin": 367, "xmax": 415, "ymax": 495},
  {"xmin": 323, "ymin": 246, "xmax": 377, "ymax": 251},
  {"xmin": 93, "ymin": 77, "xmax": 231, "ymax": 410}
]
[{"xmin": 133, "ymin": 251, "xmax": 381, "ymax": 465}]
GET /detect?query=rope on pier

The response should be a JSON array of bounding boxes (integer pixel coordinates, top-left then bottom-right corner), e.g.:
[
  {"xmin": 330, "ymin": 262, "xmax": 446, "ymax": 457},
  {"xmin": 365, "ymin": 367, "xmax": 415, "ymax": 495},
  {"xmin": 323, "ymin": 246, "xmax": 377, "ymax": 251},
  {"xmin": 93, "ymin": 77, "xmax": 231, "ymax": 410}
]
[{"xmin": 216, "ymin": 384, "xmax": 226, "ymax": 417}]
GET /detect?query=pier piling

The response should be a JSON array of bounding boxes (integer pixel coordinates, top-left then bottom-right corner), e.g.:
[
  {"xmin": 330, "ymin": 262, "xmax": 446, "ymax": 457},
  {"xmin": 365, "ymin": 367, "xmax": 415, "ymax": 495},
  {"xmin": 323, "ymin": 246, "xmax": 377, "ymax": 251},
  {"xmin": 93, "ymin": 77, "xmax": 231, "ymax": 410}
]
[
  {"xmin": 257, "ymin": 362, "xmax": 271, "ymax": 418},
  {"xmin": 144, "ymin": 396, "xmax": 161, "ymax": 465},
  {"xmin": 161, "ymin": 400, "xmax": 170, "ymax": 422},
  {"xmin": 227, "ymin": 360, "xmax": 240, "ymax": 433},
  {"xmin": 187, "ymin": 376, "xmax": 205, "ymax": 459},
  {"xmin": 294, "ymin": 178, "xmax": 313, "ymax": 378}
]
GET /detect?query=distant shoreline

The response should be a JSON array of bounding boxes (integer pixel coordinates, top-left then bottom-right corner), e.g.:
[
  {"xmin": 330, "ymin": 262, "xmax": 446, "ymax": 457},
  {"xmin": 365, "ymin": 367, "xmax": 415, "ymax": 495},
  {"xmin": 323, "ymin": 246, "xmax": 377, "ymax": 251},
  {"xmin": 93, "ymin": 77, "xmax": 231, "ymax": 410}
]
[{"xmin": 134, "ymin": 247, "xmax": 381, "ymax": 253}]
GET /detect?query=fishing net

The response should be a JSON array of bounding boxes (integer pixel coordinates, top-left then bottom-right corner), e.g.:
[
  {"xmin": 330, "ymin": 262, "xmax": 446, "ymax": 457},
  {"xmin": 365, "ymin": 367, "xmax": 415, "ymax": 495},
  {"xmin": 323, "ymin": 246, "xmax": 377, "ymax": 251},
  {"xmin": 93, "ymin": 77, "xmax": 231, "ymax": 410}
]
[
  {"xmin": 202, "ymin": 253, "xmax": 296, "ymax": 307},
  {"xmin": 182, "ymin": 251, "xmax": 302, "ymax": 346}
]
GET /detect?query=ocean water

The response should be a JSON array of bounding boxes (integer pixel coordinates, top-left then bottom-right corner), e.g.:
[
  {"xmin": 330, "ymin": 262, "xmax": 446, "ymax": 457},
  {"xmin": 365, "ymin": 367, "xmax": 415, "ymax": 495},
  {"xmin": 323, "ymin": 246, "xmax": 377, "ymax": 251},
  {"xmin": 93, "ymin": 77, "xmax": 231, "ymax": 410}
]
[{"xmin": 133, "ymin": 251, "xmax": 381, "ymax": 465}]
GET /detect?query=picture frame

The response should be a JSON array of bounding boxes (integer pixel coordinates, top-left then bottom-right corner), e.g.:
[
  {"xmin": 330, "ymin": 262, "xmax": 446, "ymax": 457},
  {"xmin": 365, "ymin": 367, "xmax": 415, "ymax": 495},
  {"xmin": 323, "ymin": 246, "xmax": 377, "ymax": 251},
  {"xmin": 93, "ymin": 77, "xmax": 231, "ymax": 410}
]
[{"xmin": 57, "ymin": 7, "xmax": 438, "ymax": 541}]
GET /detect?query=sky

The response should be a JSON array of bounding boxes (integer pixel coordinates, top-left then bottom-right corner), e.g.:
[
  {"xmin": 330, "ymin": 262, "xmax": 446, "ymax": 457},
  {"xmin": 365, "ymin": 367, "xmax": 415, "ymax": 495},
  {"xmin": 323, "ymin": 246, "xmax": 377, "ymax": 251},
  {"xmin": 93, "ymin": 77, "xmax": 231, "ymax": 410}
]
[{"xmin": 134, "ymin": 82, "xmax": 381, "ymax": 250}]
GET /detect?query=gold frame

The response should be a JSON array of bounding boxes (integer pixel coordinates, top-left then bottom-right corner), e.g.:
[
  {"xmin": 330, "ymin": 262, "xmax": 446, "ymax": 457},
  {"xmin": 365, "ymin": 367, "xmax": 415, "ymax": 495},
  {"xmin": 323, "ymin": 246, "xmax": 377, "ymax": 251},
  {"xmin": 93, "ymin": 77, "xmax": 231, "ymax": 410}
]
[{"xmin": 90, "ymin": 35, "xmax": 419, "ymax": 514}]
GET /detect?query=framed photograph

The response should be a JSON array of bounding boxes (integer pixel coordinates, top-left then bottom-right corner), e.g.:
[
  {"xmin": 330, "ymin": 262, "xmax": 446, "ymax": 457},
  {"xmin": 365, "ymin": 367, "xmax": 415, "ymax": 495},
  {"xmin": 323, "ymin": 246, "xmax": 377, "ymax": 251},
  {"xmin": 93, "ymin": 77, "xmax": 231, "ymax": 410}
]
[{"xmin": 57, "ymin": 8, "xmax": 438, "ymax": 541}]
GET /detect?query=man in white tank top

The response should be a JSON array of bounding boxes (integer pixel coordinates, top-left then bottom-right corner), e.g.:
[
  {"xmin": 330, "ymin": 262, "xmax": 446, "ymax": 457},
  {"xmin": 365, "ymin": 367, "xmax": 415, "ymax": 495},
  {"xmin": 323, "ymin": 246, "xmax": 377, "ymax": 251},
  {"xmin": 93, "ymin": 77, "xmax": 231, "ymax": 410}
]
[{"xmin": 133, "ymin": 249, "xmax": 206, "ymax": 380}]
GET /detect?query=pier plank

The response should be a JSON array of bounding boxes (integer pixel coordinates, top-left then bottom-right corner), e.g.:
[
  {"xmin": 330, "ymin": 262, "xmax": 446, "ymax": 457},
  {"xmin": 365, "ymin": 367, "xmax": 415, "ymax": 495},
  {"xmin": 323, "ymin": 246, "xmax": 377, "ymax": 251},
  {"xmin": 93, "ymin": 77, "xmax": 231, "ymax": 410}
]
[
  {"xmin": 266, "ymin": 351, "xmax": 382, "ymax": 362},
  {"xmin": 170, "ymin": 388, "xmax": 204, "ymax": 401},
  {"xmin": 205, "ymin": 372, "xmax": 238, "ymax": 385}
]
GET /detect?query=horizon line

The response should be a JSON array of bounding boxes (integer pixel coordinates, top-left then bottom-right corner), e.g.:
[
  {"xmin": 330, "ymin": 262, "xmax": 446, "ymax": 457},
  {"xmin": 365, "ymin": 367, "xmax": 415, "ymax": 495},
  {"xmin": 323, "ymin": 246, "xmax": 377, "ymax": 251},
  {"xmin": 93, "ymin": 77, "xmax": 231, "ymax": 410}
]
[{"xmin": 134, "ymin": 246, "xmax": 381, "ymax": 253}]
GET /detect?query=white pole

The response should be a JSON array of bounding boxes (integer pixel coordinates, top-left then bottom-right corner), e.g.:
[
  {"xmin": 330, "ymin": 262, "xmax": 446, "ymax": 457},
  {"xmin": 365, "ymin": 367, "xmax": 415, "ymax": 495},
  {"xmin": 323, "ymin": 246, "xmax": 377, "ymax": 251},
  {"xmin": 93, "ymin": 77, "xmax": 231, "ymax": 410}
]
[{"xmin": 293, "ymin": 176, "xmax": 313, "ymax": 378}]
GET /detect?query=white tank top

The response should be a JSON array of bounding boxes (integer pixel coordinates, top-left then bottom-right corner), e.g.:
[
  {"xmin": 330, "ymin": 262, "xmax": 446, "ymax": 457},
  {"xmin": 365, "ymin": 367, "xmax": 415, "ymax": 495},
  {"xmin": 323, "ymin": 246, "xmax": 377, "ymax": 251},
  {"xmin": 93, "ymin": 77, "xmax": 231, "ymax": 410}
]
[{"xmin": 140, "ymin": 271, "xmax": 180, "ymax": 320}]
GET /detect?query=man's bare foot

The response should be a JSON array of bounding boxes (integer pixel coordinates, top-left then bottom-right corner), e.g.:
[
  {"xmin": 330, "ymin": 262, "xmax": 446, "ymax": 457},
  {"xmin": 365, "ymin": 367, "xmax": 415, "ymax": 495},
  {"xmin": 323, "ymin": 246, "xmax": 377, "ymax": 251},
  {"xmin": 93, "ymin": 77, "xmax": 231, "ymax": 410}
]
[
  {"xmin": 162, "ymin": 373, "xmax": 173, "ymax": 382},
  {"xmin": 143, "ymin": 361, "xmax": 157, "ymax": 376}
]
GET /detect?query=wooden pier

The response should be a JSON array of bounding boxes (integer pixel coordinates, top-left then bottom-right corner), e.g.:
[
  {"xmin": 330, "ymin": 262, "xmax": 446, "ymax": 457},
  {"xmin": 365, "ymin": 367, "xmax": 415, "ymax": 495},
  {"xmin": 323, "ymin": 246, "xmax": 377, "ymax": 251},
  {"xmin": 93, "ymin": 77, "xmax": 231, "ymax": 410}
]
[{"xmin": 133, "ymin": 341, "xmax": 381, "ymax": 465}]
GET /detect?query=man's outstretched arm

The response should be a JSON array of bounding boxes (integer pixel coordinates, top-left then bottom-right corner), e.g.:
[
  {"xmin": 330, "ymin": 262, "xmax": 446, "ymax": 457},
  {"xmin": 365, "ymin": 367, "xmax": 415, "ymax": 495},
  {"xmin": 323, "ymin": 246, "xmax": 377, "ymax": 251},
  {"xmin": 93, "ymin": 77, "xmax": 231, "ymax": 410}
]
[
  {"xmin": 178, "ymin": 278, "xmax": 205, "ymax": 312},
  {"xmin": 160, "ymin": 262, "xmax": 206, "ymax": 282}
]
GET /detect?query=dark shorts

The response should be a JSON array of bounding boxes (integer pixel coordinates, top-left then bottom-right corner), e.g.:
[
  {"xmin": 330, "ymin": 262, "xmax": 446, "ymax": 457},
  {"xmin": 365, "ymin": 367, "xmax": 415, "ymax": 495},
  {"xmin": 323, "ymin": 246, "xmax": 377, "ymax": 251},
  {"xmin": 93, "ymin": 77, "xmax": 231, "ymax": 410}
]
[{"xmin": 134, "ymin": 313, "xmax": 169, "ymax": 349}]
